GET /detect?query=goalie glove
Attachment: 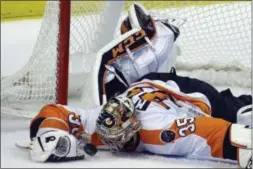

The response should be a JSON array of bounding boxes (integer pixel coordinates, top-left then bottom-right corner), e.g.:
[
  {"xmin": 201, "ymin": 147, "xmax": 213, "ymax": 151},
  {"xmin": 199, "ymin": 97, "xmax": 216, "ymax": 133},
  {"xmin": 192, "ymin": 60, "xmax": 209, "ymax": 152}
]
[{"xmin": 29, "ymin": 129, "xmax": 97, "ymax": 162}]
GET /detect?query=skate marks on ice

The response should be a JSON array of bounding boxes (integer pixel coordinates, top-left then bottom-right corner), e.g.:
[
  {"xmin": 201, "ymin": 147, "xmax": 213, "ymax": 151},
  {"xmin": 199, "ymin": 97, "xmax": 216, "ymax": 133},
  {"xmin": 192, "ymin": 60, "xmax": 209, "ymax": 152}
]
[{"xmin": 1, "ymin": 129, "xmax": 238, "ymax": 168}]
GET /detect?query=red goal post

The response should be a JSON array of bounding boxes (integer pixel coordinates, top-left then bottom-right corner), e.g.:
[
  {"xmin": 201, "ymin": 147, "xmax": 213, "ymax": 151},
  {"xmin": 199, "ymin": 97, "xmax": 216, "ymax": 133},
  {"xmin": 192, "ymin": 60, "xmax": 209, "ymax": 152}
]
[{"xmin": 57, "ymin": 0, "xmax": 71, "ymax": 105}]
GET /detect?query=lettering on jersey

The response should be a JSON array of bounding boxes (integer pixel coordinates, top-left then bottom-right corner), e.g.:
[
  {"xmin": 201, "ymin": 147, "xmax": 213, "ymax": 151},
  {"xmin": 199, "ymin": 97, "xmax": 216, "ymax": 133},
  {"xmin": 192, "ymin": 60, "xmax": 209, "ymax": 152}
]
[
  {"xmin": 127, "ymin": 86, "xmax": 171, "ymax": 111},
  {"xmin": 175, "ymin": 117, "xmax": 196, "ymax": 137},
  {"xmin": 68, "ymin": 113, "xmax": 82, "ymax": 135},
  {"xmin": 139, "ymin": 91, "xmax": 171, "ymax": 110},
  {"xmin": 127, "ymin": 87, "xmax": 143, "ymax": 98},
  {"xmin": 112, "ymin": 30, "xmax": 146, "ymax": 58},
  {"xmin": 134, "ymin": 99, "xmax": 149, "ymax": 111},
  {"xmin": 160, "ymin": 130, "xmax": 175, "ymax": 143}
]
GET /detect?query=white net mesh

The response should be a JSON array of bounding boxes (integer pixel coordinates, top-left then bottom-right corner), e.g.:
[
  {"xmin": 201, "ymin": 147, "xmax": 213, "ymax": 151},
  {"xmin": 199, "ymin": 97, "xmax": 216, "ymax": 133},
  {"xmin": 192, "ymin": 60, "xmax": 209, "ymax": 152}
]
[
  {"xmin": 1, "ymin": 2, "xmax": 60, "ymax": 117},
  {"xmin": 1, "ymin": 1, "xmax": 251, "ymax": 118}
]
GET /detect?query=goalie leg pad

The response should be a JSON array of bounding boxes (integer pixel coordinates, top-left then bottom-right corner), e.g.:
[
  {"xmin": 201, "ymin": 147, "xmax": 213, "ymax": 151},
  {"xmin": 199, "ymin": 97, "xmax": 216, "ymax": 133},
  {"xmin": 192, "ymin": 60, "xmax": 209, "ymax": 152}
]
[
  {"xmin": 230, "ymin": 124, "xmax": 251, "ymax": 149},
  {"xmin": 238, "ymin": 148, "xmax": 252, "ymax": 169},
  {"xmin": 229, "ymin": 124, "xmax": 252, "ymax": 168},
  {"xmin": 237, "ymin": 105, "xmax": 252, "ymax": 126}
]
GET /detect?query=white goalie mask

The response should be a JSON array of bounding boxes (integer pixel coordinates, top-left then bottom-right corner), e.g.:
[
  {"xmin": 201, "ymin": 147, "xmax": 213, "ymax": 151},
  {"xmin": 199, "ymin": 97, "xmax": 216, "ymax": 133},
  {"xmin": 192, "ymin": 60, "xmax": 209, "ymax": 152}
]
[
  {"xmin": 96, "ymin": 95, "xmax": 141, "ymax": 152},
  {"xmin": 30, "ymin": 129, "xmax": 85, "ymax": 162}
]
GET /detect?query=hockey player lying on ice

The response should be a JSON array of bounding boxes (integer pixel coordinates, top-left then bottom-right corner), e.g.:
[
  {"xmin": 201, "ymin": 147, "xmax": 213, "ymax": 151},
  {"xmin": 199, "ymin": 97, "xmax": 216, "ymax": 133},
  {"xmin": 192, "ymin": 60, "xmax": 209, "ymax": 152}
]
[
  {"xmin": 27, "ymin": 3, "xmax": 252, "ymax": 168},
  {"xmin": 29, "ymin": 80, "xmax": 252, "ymax": 167}
]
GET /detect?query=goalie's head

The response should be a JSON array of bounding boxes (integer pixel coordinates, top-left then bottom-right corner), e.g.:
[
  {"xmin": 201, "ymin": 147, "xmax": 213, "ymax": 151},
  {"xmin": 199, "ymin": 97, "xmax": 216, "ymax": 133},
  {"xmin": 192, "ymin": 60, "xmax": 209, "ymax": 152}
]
[
  {"xmin": 29, "ymin": 129, "xmax": 85, "ymax": 162},
  {"xmin": 96, "ymin": 95, "xmax": 141, "ymax": 152}
]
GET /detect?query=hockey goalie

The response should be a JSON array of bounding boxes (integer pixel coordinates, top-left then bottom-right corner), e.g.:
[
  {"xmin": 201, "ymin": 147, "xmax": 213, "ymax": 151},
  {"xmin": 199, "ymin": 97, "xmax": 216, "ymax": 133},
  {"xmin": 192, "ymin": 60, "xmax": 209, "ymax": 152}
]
[{"xmin": 27, "ymin": 3, "xmax": 252, "ymax": 168}]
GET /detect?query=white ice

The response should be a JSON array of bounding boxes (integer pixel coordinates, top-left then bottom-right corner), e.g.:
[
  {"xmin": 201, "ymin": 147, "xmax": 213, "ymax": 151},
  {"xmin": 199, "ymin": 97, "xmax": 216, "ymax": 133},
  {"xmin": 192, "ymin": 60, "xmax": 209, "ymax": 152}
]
[{"xmin": 1, "ymin": 5, "xmax": 250, "ymax": 168}]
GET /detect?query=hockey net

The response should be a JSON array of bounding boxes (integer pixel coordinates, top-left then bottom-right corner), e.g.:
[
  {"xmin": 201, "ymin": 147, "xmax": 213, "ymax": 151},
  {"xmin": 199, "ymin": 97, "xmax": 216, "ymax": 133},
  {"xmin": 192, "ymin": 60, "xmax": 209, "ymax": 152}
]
[{"xmin": 1, "ymin": 1, "xmax": 251, "ymax": 118}]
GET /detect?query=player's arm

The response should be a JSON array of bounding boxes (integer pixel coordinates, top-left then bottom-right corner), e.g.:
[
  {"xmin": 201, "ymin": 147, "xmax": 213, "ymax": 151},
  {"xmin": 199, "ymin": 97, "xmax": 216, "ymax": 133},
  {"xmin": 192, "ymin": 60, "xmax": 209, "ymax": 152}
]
[
  {"xmin": 29, "ymin": 104, "xmax": 98, "ymax": 162},
  {"xmin": 59, "ymin": 104, "xmax": 110, "ymax": 150},
  {"xmin": 140, "ymin": 116, "xmax": 251, "ymax": 168}
]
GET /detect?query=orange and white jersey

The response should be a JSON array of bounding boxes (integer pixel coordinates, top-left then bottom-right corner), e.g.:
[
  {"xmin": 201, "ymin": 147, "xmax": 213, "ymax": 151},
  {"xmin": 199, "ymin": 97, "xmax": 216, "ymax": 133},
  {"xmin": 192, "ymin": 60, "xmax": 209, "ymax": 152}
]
[
  {"xmin": 135, "ymin": 116, "xmax": 231, "ymax": 160},
  {"xmin": 122, "ymin": 79, "xmax": 232, "ymax": 160},
  {"xmin": 30, "ymin": 104, "xmax": 104, "ymax": 147},
  {"xmin": 30, "ymin": 79, "xmax": 232, "ymax": 160}
]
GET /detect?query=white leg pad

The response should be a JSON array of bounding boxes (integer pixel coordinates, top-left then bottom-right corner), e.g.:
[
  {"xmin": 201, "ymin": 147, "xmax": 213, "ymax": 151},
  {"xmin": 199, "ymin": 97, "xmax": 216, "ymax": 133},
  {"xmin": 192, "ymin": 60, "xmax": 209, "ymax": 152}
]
[
  {"xmin": 230, "ymin": 124, "xmax": 251, "ymax": 149},
  {"xmin": 238, "ymin": 148, "xmax": 252, "ymax": 169},
  {"xmin": 237, "ymin": 105, "xmax": 252, "ymax": 126}
]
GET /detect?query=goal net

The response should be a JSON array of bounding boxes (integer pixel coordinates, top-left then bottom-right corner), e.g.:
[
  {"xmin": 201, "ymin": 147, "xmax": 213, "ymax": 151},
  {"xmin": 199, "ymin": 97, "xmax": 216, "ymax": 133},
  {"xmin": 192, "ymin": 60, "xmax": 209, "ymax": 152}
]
[{"xmin": 1, "ymin": 1, "xmax": 251, "ymax": 118}]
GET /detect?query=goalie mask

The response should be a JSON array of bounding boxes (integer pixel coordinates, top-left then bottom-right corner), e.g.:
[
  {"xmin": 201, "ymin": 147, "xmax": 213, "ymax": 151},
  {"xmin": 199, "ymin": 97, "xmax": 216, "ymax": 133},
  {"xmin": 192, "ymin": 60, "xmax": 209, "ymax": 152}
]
[
  {"xmin": 96, "ymin": 95, "xmax": 141, "ymax": 152},
  {"xmin": 29, "ymin": 129, "xmax": 85, "ymax": 162}
]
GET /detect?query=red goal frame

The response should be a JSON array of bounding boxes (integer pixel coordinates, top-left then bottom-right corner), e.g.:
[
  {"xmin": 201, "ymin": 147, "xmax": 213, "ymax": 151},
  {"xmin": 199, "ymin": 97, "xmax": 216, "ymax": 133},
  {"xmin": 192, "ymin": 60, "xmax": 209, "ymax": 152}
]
[{"xmin": 56, "ymin": 0, "xmax": 71, "ymax": 105}]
